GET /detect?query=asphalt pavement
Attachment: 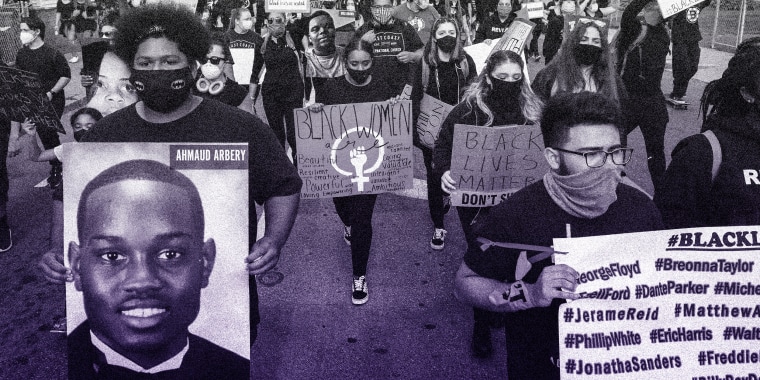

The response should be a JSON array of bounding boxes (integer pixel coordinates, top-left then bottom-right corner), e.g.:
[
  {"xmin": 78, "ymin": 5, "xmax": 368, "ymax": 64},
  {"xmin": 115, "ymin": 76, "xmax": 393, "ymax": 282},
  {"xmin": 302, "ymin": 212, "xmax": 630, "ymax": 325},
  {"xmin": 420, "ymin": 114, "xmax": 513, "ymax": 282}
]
[{"xmin": 0, "ymin": 17, "xmax": 733, "ymax": 379}]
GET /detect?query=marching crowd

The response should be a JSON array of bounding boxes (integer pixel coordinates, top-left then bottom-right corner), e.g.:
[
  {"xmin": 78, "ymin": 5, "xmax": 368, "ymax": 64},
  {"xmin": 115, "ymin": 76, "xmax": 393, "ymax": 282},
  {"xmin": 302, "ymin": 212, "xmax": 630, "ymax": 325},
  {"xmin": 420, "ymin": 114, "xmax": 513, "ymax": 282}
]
[{"xmin": 1, "ymin": 0, "xmax": 759, "ymax": 378}]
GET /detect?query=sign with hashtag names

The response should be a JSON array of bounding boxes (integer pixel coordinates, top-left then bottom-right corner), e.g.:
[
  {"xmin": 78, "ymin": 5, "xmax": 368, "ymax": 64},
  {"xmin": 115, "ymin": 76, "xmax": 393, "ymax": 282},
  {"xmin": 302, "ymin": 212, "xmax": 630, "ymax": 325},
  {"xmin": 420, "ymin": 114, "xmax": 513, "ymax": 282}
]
[
  {"xmin": 416, "ymin": 94, "xmax": 453, "ymax": 149},
  {"xmin": 294, "ymin": 100, "xmax": 414, "ymax": 198},
  {"xmin": 449, "ymin": 124, "xmax": 549, "ymax": 207},
  {"xmin": 554, "ymin": 227, "xmax": 760, "ymax": 379}
]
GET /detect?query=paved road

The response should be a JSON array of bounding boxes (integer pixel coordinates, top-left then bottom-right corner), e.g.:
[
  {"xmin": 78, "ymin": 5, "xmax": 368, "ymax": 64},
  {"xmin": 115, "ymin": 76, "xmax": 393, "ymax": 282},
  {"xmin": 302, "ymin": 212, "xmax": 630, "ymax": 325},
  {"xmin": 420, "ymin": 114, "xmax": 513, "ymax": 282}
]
[{"xmin": 0, "ymin": 21, "xmax": 732, "ymax": 379}]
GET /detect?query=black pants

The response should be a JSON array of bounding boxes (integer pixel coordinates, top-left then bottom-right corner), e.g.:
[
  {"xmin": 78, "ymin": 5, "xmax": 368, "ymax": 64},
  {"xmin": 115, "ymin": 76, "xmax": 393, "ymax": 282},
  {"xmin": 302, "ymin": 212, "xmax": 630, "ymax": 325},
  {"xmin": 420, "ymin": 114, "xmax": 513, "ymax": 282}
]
[
  {"xmin": 527, "ymin": 19, "xmax": 544, "ymax": 56},
  {"xmin": 421, "ymin": 147, "xmax": 445, "ymax": 229},
  {"xmin": 624, "ymin": 94, "xmax": 668, "ymax": 194},
  {"xmin": 0, "ymin": 120, "xmax": 9, "ymax": 206},
  {"xmin": 671, "ymin": 41, "xmax": 700, "ymax": 98},
  {"xmin": 456, "ymin": 206, "xmax": 498, "ymax": 328},
  {"xmin": 262, "ymin": 96, "xmax": 300, "ymax": 162},
  {"xmin": 41, "ymin": 93, "xmax": 64, "ymax": 168},
  {"xmin": 333, "ymin": 194, "xmax": 378, "ymax": 276}
]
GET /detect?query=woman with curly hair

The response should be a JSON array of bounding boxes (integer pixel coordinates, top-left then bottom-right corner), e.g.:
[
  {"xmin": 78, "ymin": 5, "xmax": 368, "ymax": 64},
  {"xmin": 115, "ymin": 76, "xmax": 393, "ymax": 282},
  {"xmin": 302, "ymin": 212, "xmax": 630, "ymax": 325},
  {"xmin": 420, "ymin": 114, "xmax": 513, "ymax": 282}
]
[{"xmin": 432, "ymin": 49, "xmax": 542, "ymax": 358}]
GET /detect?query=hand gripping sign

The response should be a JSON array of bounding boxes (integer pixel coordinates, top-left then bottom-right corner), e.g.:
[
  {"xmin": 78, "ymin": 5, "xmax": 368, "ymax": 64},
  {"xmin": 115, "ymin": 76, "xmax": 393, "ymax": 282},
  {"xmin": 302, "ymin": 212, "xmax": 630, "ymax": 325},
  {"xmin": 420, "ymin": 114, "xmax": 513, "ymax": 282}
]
[
  {"xmin": 554, "ymin": 227, "xmax": 760, "ymax": 379},
  {"xmin": 295, "ymin": 100, "xmax": 414, "ymax": 198}
]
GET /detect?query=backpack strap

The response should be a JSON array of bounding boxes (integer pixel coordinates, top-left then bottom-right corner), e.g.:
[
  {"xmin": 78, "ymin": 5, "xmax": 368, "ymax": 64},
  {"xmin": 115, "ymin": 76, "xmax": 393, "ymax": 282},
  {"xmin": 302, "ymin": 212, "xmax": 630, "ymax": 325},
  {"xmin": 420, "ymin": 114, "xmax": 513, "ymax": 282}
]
[{"xmin": 702, "ymin": 129, "xmax": 722, "ymax": 183}]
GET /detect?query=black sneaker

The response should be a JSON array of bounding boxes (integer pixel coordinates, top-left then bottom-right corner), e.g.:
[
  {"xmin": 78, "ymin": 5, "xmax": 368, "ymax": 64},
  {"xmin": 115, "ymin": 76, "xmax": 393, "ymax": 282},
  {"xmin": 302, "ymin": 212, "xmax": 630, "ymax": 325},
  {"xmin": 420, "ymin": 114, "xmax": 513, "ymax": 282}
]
[
  {"xmin": 0, "ymin": 218, "xmax": 11, "ymax": 252},
  {"xmin": 48, "ymin": 165, "xmax": 62, "ymax": 189},
  {"xmin": 343, "ymin": 225, "xmax": 351, "ymax": 246},
  {"xmin": 430, "ymin": 228, "xmax": 447, "ymax": 251},
  {"xmin": 352, "ymin": 275, "xmax": 368, "ymax": 305}
]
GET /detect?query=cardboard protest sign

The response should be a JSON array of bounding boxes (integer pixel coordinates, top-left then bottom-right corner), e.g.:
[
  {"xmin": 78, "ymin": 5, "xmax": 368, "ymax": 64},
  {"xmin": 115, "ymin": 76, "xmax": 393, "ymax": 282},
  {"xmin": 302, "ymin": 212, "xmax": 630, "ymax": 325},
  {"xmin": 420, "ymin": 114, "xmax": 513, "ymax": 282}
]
[
  {"xmin": 64, "ymin": 143, "xmax": 251, "ymax": 365},
  {"xmin": 417, "ymin": 94, "xmax": 453, "ymax": 149},
  {"xmin": 463, "ymin": 18, "xmax": 535, "ymax": 75},
  {"xmin": 295, "ymin": 100, "xmax": 414, "ymax": 198},
  {"xmin": 490, "ymin": 18, "xmax": 535, "ymax": 57},
  {"xmin": 563, "ymin": 15, "xmax": 610, "ymax": 37},
  {"xmin": 658, "ymin": 0, "xmax": 706, "ymax": 19},
  {"xmin": 0, "ymin": 66, "xmax": 65, "ymax": 134},
  {"xmin": 450, "ymin": 124, "xmax": 549, "ymax": 207},
  {"xmin": 265, "ymin": 0, "xmax": 310, "ymax": 13},
  {"xmin": 554, "ymin": 227, "xmax": 760, "ymax": 379}
]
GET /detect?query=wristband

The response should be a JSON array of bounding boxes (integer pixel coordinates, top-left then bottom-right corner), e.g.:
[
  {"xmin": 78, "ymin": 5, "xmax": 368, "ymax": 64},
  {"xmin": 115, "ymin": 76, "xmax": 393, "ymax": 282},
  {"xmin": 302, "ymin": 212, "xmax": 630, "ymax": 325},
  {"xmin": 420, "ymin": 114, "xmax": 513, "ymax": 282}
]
[{"xmin": 488, "ymin": 280, "xmax": 535, "ymax": 311}]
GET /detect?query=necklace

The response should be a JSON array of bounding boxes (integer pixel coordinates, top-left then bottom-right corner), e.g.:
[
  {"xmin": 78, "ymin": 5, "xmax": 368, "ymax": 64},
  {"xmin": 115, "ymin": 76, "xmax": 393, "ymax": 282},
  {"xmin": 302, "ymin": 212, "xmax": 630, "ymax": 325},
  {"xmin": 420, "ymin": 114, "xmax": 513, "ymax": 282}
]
[{"xmin": 312, "ymin": 51, "xmax": 339, "ymax": 71}]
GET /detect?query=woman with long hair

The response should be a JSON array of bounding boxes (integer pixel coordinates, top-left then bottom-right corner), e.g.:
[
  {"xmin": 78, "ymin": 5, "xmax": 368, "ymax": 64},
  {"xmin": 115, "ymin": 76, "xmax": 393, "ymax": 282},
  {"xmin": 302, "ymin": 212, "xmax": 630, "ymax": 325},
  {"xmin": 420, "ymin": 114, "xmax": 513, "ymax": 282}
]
[
  {"xmin": 532, "ymin": 20, "xmax": 623, "ymax": 104},
  {"xmin": 413, "ymin": 16, "xmax": 476, "ymax": 251},
  {"xmin": 433, "ymin": 49, "xmax": 543, "ymax": 358},
  {"xmin": 310, "ymin": 39, "xmax": 398, "ymax": 306}
]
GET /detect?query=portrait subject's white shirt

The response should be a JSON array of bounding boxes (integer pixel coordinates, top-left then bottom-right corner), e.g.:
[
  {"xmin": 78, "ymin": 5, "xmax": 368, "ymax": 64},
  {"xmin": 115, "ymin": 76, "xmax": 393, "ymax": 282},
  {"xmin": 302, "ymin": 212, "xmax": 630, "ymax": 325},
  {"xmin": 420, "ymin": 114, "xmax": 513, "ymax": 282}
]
[{"xmin": 90, "ymin": 331, "xmax": 189, "ymax": 373}]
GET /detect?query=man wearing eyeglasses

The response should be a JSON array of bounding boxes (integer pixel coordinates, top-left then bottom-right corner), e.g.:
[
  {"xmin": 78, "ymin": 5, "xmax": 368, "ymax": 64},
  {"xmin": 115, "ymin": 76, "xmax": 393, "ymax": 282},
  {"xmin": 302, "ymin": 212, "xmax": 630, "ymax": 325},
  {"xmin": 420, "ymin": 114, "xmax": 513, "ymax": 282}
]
[{"xmin": 454, "ymin": 92, "xmax": 663, "ymax": 380}]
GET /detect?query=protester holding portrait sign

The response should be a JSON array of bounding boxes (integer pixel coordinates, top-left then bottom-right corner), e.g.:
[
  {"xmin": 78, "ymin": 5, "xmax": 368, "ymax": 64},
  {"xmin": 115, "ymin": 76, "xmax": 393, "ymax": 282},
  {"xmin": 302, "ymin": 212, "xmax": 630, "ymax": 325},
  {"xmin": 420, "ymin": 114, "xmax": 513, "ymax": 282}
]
[
  {"xmin": 433, "ymin": 49, "xmax": 543, "ymax": 358},
  {"xmin": 412, "ymin": 16, "xmax": 476, "ymax": 251},
  {"xmin": 303, "ymin": 10, "xmax": 346, "ymax": 100},
  {"xmin": 454, "ymin": 92, "xmax": 663, "ymax": 380}
]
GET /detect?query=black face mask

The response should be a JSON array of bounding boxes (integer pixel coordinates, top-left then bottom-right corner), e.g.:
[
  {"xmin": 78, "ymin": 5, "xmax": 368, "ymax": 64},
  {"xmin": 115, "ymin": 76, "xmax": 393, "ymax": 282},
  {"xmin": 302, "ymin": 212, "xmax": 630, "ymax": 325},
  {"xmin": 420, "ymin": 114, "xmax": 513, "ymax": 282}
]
[
  {"xmin": 347, "ymin": 67, "xmax": 371, "ymax": 84},
  {"xmin": 130, "ymin": 67, "xmax": 194, "ymax": 113},
  {"xmin": 573, "ymin": 44, "xmax": 603, "ymax": 66},
  {"xmin": 437, "ymin": 35, "xmax": 457, "ymax": 53},
  {"xmin": 73, "ymin": 129, "xmax": 88, "ymax": 142},
  {"xmin": 490, "ymin": 77, "xmax": 522, "ymax": 103}
]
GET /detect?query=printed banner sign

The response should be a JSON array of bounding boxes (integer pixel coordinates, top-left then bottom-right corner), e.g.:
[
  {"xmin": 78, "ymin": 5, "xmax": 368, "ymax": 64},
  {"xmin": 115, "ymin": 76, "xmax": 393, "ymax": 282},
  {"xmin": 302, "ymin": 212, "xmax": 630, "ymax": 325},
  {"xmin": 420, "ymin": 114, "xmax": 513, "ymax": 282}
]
[
  {"xmin": 450, "ymin": 124, "xmax": 549, "ymax": 207},
  {"xmin": 563, "ymin": 15, "xmax": 610, "ymax": 37},
  {"xmin": 265, "ymin": 0, "xmax": 310, "ymax": 13},
  {"xmin": 294, "ymin": 100, "xmax": 414, "ymax": 198},
  {"xmin": 372, "ymin": 30, "xmax": 406, "ymax": 57},
  {"xmin": 554, "ymin": 227, "xmax": 760, "ymax": 379},
  {"xmin": 416, "ymin": 94, "xmax": 453, "ymax": 149},
  {"xmin": 657, "ymin": 0, "xmax": 706, "ymax": 18},
  {"xmin": 145, "ymin": 0, "xmax": 199, "ymax": 10},
  {"xmin": 0, "ymin": 66, "xmax": 65, "ymax": 134}
]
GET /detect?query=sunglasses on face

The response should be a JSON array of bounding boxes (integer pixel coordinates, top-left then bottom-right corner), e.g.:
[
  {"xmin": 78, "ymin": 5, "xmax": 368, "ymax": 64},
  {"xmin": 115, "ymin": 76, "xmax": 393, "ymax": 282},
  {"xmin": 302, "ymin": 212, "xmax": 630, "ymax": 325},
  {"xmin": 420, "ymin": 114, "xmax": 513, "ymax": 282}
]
[
  {"xmin": 100, "ymin": 31, "xmax": 115, "ymax": 37},
  {"xmin": 199, "ymin": 56, "xmax": 226, "ymax": 65}
]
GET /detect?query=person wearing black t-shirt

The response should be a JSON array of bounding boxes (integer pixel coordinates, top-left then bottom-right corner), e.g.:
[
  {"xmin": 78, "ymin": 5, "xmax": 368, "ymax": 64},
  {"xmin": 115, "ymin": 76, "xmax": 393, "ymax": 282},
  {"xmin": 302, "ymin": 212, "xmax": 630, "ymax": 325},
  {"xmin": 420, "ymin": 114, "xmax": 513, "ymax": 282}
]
[
  {"xmin": 16, "ymin": 16, "xmax": 70, "ymax": 188},
  {"xmin": 311, "ymin": 39, "xmax": 398, "ymax": 306},
  {"xmin": 473, "ymin": 0, "xmax": 517, "ymax": 43},
  {"xmin": 433, "ymin": 50, "xmax": 543, "ymax": 359},
  {"xmin": 413, "ymin": 16, "xmax": 476, "ymax": 251}
]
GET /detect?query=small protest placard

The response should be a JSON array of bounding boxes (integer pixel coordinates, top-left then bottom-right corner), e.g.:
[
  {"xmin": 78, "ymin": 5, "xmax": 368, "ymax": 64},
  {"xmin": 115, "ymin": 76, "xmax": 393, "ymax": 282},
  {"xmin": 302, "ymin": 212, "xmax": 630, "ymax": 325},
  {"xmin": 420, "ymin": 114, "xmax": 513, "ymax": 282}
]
[
  {"xmin": 490, "ymin": 18, "xmax": 535, "ymax": 57},
  {"xmin": 657, "ymin": 0, "xmax": 705, "ymax": 19},
  {"xmin": 555, "ymin": 227, "xmax": 760, "ymax": 379},
  {"xmin": 524, "ymin": 2, "xmax": 545, "ymax": 19},
  {"xmin": 265, "ymin": 0, "xmax": 310, "ymax": 13},
  {"xmin": 563, "ymin": 15, "xmax": 610, "ymax": 37},
  {"xmin": 294, "ymin": 100, "xmax": 414, "ymax": 198},
  {"xmin": 0, "ymin": 66, "xmax": 65, "ymax": 134},
  {"xmin": 450, "ymin": 124, "xmax": 549, "ymax": 207},
  {"xmin": 229, "ymin": 48, "xmax": 256, "ymax": 85},
  {"xmin": 417, "ymin": 94, "xmax": 453, "ymax": 149}
]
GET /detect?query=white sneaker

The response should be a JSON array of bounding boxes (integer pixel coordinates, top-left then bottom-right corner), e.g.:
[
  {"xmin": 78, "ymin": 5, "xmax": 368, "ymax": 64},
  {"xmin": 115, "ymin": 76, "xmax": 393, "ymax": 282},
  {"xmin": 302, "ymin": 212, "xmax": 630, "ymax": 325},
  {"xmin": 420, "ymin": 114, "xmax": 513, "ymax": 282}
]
[
  {"xmin": 430, "ymin": 228, "xmax": 447, "ymax": 250},
  {"xmin": 352, "ymin": 275, "xmax": 368, "ymax": 305}
]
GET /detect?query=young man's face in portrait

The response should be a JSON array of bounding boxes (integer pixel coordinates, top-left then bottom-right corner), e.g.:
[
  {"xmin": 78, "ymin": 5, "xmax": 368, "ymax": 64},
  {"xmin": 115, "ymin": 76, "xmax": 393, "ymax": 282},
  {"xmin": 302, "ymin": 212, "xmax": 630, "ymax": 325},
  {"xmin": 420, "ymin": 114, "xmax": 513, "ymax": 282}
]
[{"xmin": 71, "ymin": 179, "xmax": 215, "ymax": 362}]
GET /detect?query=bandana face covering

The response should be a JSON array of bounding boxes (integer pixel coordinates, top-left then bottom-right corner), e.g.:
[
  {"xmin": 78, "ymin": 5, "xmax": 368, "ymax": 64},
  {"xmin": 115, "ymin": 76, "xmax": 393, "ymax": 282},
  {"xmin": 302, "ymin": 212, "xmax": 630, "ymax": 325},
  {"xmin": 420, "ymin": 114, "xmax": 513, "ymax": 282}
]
[
  {"xmin": 543, "ymin": 167, "xmax": 622, "ymax": 219},
  {"xmin": 130, "ymin": 67, "xmax": 194, "ymax": 113},
  {"xmin": 371, "ymin": 6, "xmax": 394, "ymax": 25}
]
